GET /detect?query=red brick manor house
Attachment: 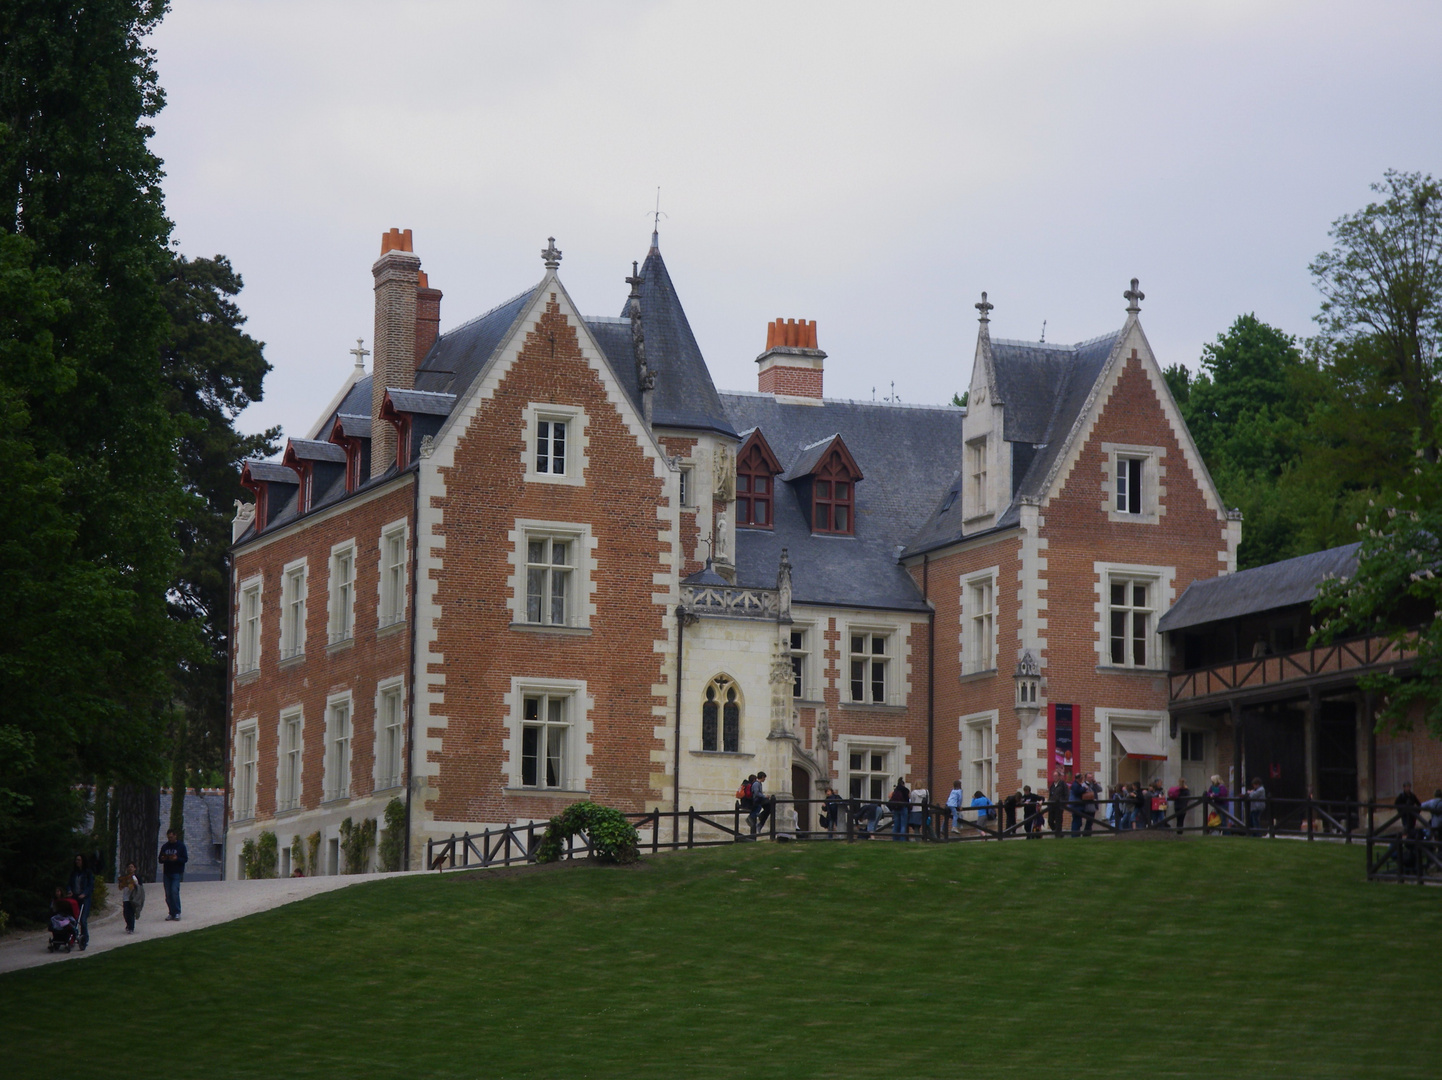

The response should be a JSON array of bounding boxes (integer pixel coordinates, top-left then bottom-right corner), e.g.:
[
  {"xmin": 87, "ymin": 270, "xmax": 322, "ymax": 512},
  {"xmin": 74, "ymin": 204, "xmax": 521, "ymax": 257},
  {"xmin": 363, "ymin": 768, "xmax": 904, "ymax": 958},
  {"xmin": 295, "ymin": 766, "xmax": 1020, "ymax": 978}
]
[{"xmin": 224, "ymin": 229, "xmax": 1437, "ymax": 875}]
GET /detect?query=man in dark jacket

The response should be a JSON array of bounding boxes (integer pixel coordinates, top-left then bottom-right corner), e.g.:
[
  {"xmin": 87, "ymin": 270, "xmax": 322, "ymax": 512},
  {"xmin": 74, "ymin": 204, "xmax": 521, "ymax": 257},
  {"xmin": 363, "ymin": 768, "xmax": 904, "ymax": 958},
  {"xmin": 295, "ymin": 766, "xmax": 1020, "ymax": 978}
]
[
  {"xmin": 888, "ymin": 778, "xmax": 911, "ymax": 840},
  {"xmin": 159, "ymin": 829, "xmax": 188, "ymax": 920},
  {"xmin": 67, "ymin": 854, "xmax": 95, "ymax": 949},
  {"xmin": 1048, "ymin": 772, "xmax": 1068, "ymax": 836}
]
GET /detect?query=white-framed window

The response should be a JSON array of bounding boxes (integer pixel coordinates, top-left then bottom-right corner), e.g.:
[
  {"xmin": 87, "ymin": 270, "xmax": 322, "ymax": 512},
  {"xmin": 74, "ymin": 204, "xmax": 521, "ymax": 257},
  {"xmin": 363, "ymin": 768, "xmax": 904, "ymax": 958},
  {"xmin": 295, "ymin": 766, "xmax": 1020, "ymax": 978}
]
[
  {"xmin": 237, "ymin": 576, "xmax": 262, "ymax": 674},
  {"xmin": 964, "ymin": 573, "xmax": 996, "ymax": 674},
  {"xmin": 1104, "ymin": 444, "xmax": 1162, "ymax": 523},
  {"xmin": 521, "ymin": 691, "xmax": 571, "ymax": 789},
  {"xmin": 523, "ymin": 403, "xmax": 587, "ymax": 486},
  {"xmin": 678, "ymin": 465, "xmax": 693, "ymax": 508},
  {"xmin": 277, "ymin": 708, "xmax": 303, "ymax": 812},
  {"xmin": 279, "ymin": 559, "xmax": 307, "ymax": 661},
  {"xmin": 701, "ymin": 674, "xmax": 741, "ymax": 753},
  {"xmin": 328, "ymin": 541, "xmax": 356, "ymax": 645},
  {"xmin": 963, "ymin": 713, "xmax": 997, "ymax": 801},
  {"xmin": 1108, "ymin": 575, "xmax": 1155, "ymax": 668},
  {"xmin": 525, "ymin": 533, "xmax": 575, "ymax": 627},
  {"xmin": 789, "ymin": 627, "xmax": 811, "ymax": 699},
  {"xmin": 847, "ymin": 746, "xmax": 892, "ymax": 801},
  {"xmin": 375, "ymin": 681, "xmax": 404, "ymax": 791},
  {"xmin": 378, "ymin": 522, "xmax": 407, "ymax": 629},
  {"xmin": 967, "ymin": 437, "xmax": 988, "ymax": 513},
  {"xmin": 848, "ymin": 629, "xmax": 892, "ymax": 704},
  {"xmin": 324, "ymin": 694, "xmax": 352, "ymax": 802},
  {"xmin": 235, "ymin": 722, "xmax": 258, "ymax": 820}
]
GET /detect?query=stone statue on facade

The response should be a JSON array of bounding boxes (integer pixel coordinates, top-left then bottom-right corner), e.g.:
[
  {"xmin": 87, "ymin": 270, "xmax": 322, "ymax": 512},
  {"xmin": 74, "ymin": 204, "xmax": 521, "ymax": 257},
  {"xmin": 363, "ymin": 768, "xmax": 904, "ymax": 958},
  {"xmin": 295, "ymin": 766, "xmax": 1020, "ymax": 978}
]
[
  {"xmin": 713, "ymin": 445, "xmax": 735, "ymax": 502},
  {"xmin": 776, "ymin": 547, "xmax": 792, "ymax": 622}
]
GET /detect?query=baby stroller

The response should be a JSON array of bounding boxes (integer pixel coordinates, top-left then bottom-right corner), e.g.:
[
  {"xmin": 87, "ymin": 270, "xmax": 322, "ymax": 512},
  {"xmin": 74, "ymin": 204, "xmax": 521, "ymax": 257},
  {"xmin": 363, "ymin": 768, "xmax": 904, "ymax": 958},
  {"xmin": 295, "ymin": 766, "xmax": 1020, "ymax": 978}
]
[{"xmin": 48, "ymin": 897, "xmax": 80, "ymax": 953}]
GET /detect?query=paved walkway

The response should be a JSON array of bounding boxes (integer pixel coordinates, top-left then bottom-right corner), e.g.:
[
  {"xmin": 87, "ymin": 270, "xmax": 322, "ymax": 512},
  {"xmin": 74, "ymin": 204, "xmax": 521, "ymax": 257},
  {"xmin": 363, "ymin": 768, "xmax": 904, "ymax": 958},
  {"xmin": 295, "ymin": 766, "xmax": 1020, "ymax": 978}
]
[{"xmin": 0, "ymin": 872, "xmax": 418, "ymax": 976}]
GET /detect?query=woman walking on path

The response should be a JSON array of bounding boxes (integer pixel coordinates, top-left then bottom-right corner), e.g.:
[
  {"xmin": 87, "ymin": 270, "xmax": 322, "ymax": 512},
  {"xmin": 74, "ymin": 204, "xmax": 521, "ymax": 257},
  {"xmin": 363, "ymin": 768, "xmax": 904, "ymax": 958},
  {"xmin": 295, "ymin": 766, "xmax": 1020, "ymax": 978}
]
[
  {"xmin": 67, "ymin": 854, "xmax": 94, "ymax": 950},
  {"xmin": 118, "ymin": 862, "xmax": 141, "ymax": 935}
]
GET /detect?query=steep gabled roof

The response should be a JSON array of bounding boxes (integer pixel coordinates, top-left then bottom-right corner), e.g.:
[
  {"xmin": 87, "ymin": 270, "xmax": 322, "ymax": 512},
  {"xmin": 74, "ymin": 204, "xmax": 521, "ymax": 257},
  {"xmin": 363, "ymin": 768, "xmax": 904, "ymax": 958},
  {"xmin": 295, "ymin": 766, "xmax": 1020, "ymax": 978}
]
[
  {"xmin": 283, "ymin": 438, "xmax": 346, "ymax": 465},
  {"xmin": 1159, "ymin": 544, "xmax": 1360, "ymax": 633},
  {"xmin": 385, "ymin": 388, "xmax": 457, "ymax": 416},
  {"xmin": 412, "ymin": 285, "xmax": 542, "ymax": 398},
  {"xmin": 781, "ymin": 434, "xmax": 863, "ymax": 482},
  {"xmin": 720, "ymin": 393, "xmax": 965, "ymax": 611}
]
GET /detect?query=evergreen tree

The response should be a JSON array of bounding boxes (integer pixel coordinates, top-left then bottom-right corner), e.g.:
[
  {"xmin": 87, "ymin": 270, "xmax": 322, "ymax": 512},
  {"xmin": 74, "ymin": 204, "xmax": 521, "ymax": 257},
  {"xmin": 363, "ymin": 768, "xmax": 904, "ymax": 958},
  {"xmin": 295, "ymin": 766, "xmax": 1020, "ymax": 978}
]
[{"xmin": 0, "ymin": 1, "xmax": 183, "ymax": 915}]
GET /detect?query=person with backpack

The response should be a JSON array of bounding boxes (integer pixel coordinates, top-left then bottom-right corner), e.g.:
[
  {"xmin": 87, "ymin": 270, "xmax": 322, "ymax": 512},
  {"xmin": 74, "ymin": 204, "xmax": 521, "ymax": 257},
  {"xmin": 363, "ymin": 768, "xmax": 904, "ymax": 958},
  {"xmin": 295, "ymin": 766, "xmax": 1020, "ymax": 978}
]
[
  {"xmin": 888, "ymin": 778, "xmax": 911, "ymax": 839},
  {"xmin": 736, "ymin": 774, "xmax": 756, "ymax": 836},
  {"xmin": 749, "ymin": 772, "xmax": 773, "ymax": 835}
]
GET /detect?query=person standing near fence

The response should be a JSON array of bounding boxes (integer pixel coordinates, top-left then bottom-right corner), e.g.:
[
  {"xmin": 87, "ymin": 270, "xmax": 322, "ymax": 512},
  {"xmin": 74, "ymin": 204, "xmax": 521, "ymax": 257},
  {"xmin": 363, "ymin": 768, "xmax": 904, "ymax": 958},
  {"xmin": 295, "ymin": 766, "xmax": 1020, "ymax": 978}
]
[
  {"xmin": 821, "ymin": 787, "xmax": 842, "ymax": 834},
  {"xmin": 946, "ymin": 780, "xmax": 965, "ymax": 834},
  {"xmin": 888, "ymin": 778, "xmax": 911, "ymax": 839},
  {"xmin": 1049, "ymin": 772, "xmax": 1068, "ymax": 835},
  {"xmin": 1246, "ymin": 778, "xmax": 1268, "ymax": 835},
  {"xmin": 1169, "ymin": 777, "xmax": 1191, "ymax": 835},
  {"xmin": 1022, "ymin": 785, "xmax": 1042, "ymax": 836},
  {"xmin": 749, "ymin": 773, "xmax": 772, "ymax": 835},
  {"xmin": 910, "ymin": 784, "xmax": 929, "ymax": 836},
  {"xmin": 1395, "ymin": 782, "xmax": 1421, "ymax": 832}
]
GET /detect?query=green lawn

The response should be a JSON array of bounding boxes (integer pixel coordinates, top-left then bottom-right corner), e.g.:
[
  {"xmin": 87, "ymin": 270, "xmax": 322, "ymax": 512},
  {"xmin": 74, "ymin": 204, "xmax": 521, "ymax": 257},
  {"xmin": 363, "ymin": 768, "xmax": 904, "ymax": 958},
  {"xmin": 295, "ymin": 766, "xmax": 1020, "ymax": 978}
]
[{"xmin": 2, "ymin": 838, "xmax": 1438, "ymax": 1078}]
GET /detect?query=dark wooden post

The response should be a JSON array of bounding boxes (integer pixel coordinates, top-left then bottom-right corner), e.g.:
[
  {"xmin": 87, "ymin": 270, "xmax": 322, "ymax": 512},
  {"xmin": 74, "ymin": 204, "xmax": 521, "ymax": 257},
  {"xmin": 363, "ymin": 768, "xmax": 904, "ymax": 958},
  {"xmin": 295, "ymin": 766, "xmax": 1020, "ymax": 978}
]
[
  {"xmin": 846, "ymin": 800, "xmax": 855, "ymax": 843},
  {"xmin": 687, "ymin": 806, "xmax": 694, "ymax": 849}
]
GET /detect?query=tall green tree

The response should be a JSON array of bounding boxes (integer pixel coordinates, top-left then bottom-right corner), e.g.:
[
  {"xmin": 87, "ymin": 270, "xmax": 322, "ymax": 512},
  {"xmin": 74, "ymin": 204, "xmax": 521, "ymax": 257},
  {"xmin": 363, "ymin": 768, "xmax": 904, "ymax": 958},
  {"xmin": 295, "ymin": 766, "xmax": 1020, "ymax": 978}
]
[
  {"xmin": 0, "ymin": 1, "xmax": 184, "ymax": 916},
  {"xmin": 160, "ymin": 254, "xmax": 277, "ymax": 827}
]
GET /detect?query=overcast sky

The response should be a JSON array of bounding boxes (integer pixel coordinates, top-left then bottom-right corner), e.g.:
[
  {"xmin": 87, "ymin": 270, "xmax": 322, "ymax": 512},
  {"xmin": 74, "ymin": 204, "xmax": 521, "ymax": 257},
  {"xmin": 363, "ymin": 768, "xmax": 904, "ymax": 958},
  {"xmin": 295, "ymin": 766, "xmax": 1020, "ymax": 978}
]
[{"xmin": 149, "ymin": 0, "xmax": 1442, "ymax": 446}]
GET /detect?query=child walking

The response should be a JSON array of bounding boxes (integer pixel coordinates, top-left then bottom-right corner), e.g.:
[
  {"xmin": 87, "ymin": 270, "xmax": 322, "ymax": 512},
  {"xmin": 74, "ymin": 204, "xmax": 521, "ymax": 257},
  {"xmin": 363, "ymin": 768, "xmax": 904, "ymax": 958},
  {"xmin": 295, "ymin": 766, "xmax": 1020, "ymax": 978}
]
[{"xmin": 118, "ymin": 861, "xmax": 141, "ymax": 934}]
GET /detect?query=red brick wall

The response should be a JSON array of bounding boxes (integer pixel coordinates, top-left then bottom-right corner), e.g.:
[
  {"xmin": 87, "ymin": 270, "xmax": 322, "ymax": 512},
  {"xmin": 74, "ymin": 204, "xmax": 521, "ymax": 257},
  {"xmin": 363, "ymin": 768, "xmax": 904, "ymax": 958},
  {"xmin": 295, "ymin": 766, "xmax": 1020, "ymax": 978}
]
[
  {"xmin": 425, "ymin": 295, "xmax": 672, "ymax": 822},
  {"xmin": 758, "ymin": 364, "xmax": 823, "ymax": 399},
  {"xmin": 1039, "ymin": 352, "xmax": 1228, "ymax": 777},
  {"xmin": 230, "ymin": 481, "xmax": 415, "ymax": 822},
  {"xmin": 658, "ymin": 434, "xmax": 703, "ymax": 578}
]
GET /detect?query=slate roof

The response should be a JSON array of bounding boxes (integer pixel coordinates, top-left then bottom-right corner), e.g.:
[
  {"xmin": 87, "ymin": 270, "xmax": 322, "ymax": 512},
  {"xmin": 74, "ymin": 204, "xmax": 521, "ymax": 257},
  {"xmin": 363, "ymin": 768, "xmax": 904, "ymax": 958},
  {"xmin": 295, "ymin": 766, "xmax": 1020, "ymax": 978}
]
[
  {"xmin": 412, "ymin": 286, "xmax": 540, "ymax": 398},
  {"xmin": 1158, "ymin": 543, "xmax": 1361, "ymax": 633},
  {"xmin": 719, "ymin": 393, "xmax": 966, "ymax": 611},
  {"xmin": 386, "ymin": 388, "xmax": 457, "ymax": 416},
  {"xmin": 904, "ymin": 329, "xmax": 1123, "ymax": 556},
  {"xmin": 286, "ymin": 438, "xmax": 346, "ymax": 463},
  {"xmin": 781, "ymin": 436, "xmax": 840, "ymax": 482},
  {"xmin": 332, "ymin": 413, "xmax": 370, "ymax": 438},
  {"xmin": 243, "ymin": 460, "xmax": 299, "ymax": 484},
  {"xmin": 585, "ymin": 239, "xmax": 736, "ymax": 438}
]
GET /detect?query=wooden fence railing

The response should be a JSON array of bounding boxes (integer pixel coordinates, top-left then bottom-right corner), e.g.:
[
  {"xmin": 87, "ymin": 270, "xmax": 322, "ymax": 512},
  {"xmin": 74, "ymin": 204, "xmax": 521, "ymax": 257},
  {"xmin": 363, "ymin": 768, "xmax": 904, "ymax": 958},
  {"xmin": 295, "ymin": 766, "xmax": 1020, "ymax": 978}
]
[{"xmin": 423, "ymin": 796, "xmax": 1441, "ymax": 884}]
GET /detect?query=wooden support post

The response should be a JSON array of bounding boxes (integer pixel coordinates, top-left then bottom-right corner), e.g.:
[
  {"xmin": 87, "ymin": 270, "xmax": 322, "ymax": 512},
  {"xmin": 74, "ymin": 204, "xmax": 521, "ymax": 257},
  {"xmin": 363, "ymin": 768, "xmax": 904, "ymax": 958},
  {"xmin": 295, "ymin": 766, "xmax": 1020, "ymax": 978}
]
[
  {"xmin": 1306, "ymin": 687, "xmax": 1320, "ymax": 804},
  {"xmin": 687, "ymin": 806, "xmax": 694, "ymax": 849}
]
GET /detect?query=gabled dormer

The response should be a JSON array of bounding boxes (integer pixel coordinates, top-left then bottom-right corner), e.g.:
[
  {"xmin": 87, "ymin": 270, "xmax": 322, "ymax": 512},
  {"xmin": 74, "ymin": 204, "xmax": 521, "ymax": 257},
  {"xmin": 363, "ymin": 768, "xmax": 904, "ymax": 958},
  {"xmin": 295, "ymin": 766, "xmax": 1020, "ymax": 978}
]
[
  {"xmin": 962, "ymin": 292, "xmax": 1007, "ymax": 530},
  {"xmin": 380, "ymin": 388, "xmax": 456, "ymax": 470},
  {"xmin": 782, "ymin": 433, "xmax": 863, "ymax": 536},
  {"xmin": 280, "ymin": 439, "xmax": 347, "ymax": 516},
  {"xmin": 239, "ymin": 459, "xmax": 300, "ymax": 534},
  {"xmin": 328, "ymin": 413, "xmax": 371, "ymax": 493},
  {"xmin": 735, "ymin": 429, "xmax": 783, "ymax": 528}
]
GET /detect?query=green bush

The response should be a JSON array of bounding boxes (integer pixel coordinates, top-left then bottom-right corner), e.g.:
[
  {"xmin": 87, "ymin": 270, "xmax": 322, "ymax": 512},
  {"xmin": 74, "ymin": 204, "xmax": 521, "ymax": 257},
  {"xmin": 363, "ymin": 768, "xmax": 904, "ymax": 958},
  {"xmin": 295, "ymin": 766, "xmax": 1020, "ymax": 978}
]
[
  {"xmin": 339, "ymin": 817, "xmax": 376, "ymax": 874},
  {"xmin": 377, "ymin": 797, "xmax": 405, "ymax": 872},
  {"xmin": 306, "ymin": 831, "xmax": 321, "ymax": 876},
  {"xmin": 535, "ymin": 801, "xmax": 639, "ymax": 865},
  {"xmin": 239, "ymin": 837, "xmax": 257, "ymax": 878},
  {"xmin": 239, "ymin": 832, "xmax": 279, "ymax": 879},
  {"xmin": 291, "ymin": 834, "xmax": 305, "ymax": 876}
]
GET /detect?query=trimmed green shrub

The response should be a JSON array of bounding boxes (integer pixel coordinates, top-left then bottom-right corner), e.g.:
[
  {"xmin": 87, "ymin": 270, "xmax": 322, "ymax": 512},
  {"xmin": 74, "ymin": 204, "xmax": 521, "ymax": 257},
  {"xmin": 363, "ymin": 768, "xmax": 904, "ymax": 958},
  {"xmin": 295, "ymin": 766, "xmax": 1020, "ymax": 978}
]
[
  {"xmin": 239, "ymin": 837, "xmax": 257, "ymax": 878},
  {"xmin": 254, "ymin": 831, "xmax": 278, "ymax": 878},
  {"xmin": 291, "ymin": 834, "xmax": 305, "ymax": 876},
  {"xmin": 535, "ymin": 801, "xmax": 639, "ymax": 865},
  {"xmin": 306, "ymin": 831, "xmax": 321, "ymax": 876},
  {"xmin": 377, "ymin": 797, "xmax": 405, "ymax": 872}
]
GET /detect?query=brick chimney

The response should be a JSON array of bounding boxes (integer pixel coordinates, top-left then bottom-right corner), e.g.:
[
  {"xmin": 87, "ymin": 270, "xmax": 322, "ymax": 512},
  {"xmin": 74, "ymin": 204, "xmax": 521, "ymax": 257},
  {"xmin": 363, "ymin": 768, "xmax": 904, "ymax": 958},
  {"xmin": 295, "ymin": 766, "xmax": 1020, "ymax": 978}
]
[
  {"xmin": 415, "ymin": 269, "xmax": 443, "ymax": 366},
  {"xmin": 756, "ymin": 318, "xmax": 825, "ymax": 402},
  {"xmin": 372, "ymin": 228, "xmax": 421, "ymax": 478}
]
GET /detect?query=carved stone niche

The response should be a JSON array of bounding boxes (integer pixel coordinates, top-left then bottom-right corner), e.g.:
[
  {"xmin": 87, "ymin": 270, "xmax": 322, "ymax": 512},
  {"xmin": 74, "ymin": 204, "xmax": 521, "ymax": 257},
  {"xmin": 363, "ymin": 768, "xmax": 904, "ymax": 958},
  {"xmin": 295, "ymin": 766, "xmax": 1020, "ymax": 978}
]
[{"xmin": 1014, "ymin": 649, "xmax": 1042, "ymax": 726}]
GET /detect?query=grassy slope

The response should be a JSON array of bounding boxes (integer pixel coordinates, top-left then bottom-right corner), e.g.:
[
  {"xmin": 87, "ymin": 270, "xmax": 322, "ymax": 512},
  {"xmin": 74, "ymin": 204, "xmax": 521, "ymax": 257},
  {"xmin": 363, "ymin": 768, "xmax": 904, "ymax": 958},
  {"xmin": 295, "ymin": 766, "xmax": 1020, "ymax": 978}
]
[{"xmin": 2, "ymin": 839, "xmax": 1438, "ymax": 1079}]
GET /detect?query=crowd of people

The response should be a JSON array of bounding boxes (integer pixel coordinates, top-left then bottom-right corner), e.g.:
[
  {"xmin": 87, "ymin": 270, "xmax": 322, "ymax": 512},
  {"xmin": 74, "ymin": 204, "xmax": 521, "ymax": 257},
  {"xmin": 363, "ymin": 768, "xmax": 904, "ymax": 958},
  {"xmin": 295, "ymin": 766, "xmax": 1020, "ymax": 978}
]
[{"xmin": 45, "ymin": 830, "xmax": 188, "ymax": 954}]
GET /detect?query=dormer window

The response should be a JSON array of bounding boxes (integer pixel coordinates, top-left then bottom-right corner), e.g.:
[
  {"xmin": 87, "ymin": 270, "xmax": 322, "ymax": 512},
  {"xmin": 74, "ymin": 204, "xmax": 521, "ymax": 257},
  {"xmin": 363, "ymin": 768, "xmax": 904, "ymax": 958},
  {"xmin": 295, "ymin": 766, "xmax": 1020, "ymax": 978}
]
[
  {"xmin": 736, "ymin": 431, "xmax": 783, "ymax": 529},
  {"xmin": 782, "ymin": 435, "xmax": 863, "ymax": 537}
]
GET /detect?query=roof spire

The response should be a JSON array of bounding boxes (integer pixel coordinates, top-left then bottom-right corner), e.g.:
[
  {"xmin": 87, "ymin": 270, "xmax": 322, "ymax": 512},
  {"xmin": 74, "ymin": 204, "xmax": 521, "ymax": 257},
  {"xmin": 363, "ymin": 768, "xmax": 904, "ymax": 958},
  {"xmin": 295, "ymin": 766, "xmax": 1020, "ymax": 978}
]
[
  {"xmin": 650, "ymin": 187, "xmax": 666, "ymax": 252},
  {"xmin": 975, "ymin": 291, "xmax": 994, "ymax": 325},
  {"xmin": 541, "ymin": 237, "xmax": 562, "ymax": 270},
  {"xmin": 1124, "ymin": 277, "xmax": 1144, "ymax": 315}
]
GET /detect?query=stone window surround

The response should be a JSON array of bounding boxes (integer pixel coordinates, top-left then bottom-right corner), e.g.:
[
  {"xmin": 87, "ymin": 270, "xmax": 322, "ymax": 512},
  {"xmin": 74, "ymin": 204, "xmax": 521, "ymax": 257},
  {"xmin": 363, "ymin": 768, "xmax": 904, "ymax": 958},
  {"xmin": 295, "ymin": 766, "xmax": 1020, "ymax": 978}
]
[
  {"xmin": 959, "ymin": 566, "xmax": 1000, "ymax": 677},
  {"xmin": 507, "ymin": 519, "xmax": 598, "ymax": 630},
  {"xmin": 522, "ymin": 402, "xmax": 589, "ymax": 487},
  {"xmin": 836, "ymin": 734, "xmax": 909, "ymax": 801},
  {"xmin": 234, "ymin": 718, "xmax": 259, "ymax": 821},
  {"xmin": 1101, "ymin": 442, "xmax": 1165, "ymax": 525},
  {"xmin": 275, "ymin": 705, "xmax": 304, "ymax": 813},
  {"xmin": 1095, "ymin": 707, "xmax": 1170, "ymax": 785},
  {"xmin": 502, "ymin": 676, "xmax": 594, "ymax": 794},
  {"xmin": 323, "ymin": 689, "xmax": 354, "ymax": 804},
  {"xmin": 376, "ymin": 518, "xmax": 409, "ymax": 632},
  {"xmin": 960, "ymin": 709, "xmax": 999, "ymax": 800},
  {"xmin": 844, "ymin": 623, "xmax": 899, "ymax": 706},
  {"xmin": 373, "ymin": 677, "xmax": 405, "ymax": 792},
  {"xmin": 327, "ymin": 538, "xmax": 358, "ymax": 646},
  {"xmin": 965, "ymin": 435, "xmax": 989, "ymax": 519},
  {"xmin": 279, "ymin": 557, "xmax": 308, "ymax": 662},
  {"xmin": 789, "ymin": 622, "xmax": 817, "ymax": 701},
  {"xmin": 1092, "ymin": 561, "xmax": 1175, "ymax": 672},
  {"xmin": 236, "ymin": 574, "xmax": 263, "ymax": 675}
]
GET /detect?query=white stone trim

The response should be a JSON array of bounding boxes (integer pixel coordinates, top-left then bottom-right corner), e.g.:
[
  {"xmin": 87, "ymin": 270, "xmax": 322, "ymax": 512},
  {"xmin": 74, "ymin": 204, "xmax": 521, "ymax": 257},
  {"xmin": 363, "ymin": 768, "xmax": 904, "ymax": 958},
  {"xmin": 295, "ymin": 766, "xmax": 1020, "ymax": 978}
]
[
  {"xmin": 959, "ymin": 565, "xmax": 1000, "ymax": 676},
  {"xmin": 235, "ymin": 573, "xmax": 264, "ymax": 675},
  {"xmin": 375, "ymin": 517, "xmax": 409, "ymax": 630},
  {"xmin": 278, "ymin": 557, "xmax": 308, "ymax": 661},
  {"xmin": 959, "ymin": 709, "xmax": 1000, "ymax": 801},
  {"xmin": 372, "ymin": 677, "xmax": 406, "ymax": 793},
  {"xmin": 273, "ymin": 705, "xmax": 305, "ymax": 813},
  {"xmin": 322, "ymin": 689, "xmax": 355, "ymax": 803},
  {"xmin": 522, "ymin": 401, "xmax": 589, "ymax": 486},
  {"xmin": 231, "ymin": 474, "xmax": 412, "ymax": 557},
  {"xmin": 835, "ymin": 733, "xmax": 910, "ymax": 796},
  {"xmin": 507, "ymin": 520, "xmax": 597, "ymax": 629},
  {"xmin": 502, "ymin": 676, "xmax": 595, "ymax": 792},
  {"xmin": 1092, "ymin": 561, "xmax": 1175, "ymax": 670},
  {"xmin": 233, "ymin": 717, "xmax": 259, "ymax": 822},
  {"xmin": 1095, "ymin": 707, "xmax": 1170, "ymax": 783},
  {"xmin": 1101, "ymin": 441, "xmax": 1164, "ymax": 525},
  {"xmin": 326, "ymin": 538, "xmax": 358, "ymax": 645},
  {"xmin": 841, "ymin": 620, "xmax": 909, "ymax": 707}
]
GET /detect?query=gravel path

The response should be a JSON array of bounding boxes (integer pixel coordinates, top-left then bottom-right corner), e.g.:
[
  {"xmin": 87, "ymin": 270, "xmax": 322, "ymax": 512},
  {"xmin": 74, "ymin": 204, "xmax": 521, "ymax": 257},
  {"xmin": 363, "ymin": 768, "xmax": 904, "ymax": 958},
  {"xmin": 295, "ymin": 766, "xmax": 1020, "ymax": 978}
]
[{"xmin": 0, "ymin": 872, "xmax": 420, "ymax": 976}]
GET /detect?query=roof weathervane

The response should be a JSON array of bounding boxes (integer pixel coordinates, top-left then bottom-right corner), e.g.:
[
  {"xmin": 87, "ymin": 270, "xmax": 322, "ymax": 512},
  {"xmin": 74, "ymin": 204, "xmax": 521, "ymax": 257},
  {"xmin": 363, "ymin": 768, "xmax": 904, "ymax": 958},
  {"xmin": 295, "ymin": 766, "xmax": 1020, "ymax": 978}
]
[
  {"xmin": 648, "ymin": 187, "xmax": 667, "ymax": 249},
  {"xmin": 541, "ymin": 237, "xmax": 562, "ymax": 269},
  {"xmin": 1040, "ymin": 319, "xmax": 1046, "ymax": 343},
  {"xmin": 1124, "ymin": 277, "xmax": 1144, "ymax": 315},
  {"xmin": 975, "ymin": 291, "xmax": 994, "ymax": 324},
  {"xmin": 349, "ymin": 338, "xmax": 370, "ymax": 372}
]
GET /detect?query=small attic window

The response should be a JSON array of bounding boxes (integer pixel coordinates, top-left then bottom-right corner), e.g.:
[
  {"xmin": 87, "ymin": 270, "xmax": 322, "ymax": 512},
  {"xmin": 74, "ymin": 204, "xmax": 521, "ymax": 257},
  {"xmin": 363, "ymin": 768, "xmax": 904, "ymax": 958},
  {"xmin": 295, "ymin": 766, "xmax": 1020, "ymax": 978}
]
[
  {"xmin": 736, "ymin": 432, "xmax": 782, "ymax": 529},
  {"xmin": 940, "ymin": 489, "xmax": 958, "ymax": 514},
  {"xmin": 811, "ymin": 448, "xmax": 859, "ymax": 535}
]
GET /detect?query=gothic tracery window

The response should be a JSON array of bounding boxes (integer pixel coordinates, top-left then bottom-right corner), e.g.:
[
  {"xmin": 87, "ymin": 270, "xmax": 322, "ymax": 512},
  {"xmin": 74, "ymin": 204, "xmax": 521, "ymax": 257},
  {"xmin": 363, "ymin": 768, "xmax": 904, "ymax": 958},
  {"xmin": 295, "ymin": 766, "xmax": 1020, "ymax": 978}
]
[{"xmin": 702, "ymin": 675, "xmax": 741, "ymax": 753}]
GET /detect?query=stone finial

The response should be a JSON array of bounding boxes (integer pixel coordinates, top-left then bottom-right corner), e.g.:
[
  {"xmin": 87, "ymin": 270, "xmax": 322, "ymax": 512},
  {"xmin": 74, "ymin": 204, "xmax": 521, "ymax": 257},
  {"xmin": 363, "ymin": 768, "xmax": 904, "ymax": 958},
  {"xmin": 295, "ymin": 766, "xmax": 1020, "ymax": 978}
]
[
  {"xmin": 776, "ymin": 547, "xmax": 793, "ymax": 621},
  {"xmin": 349, "ymin": 338, "xmax": 370, "ymax": 372},
  {"xmin": 541, "ymin": 237, "xmax": 562, "ymax": 269},
  {"xmin": 1124, "ymin": 278, "xmax": 1145, "ymax": 315},
  {"xmin": 975, "ymin": 291, "xmax": 994, "ymax": 324}
]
